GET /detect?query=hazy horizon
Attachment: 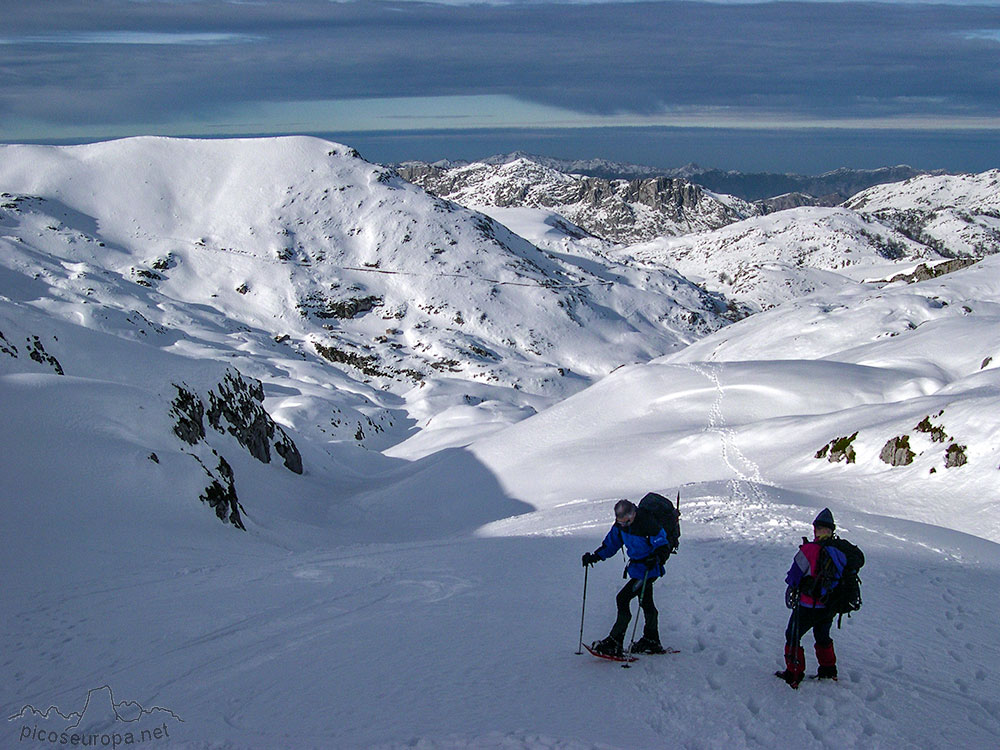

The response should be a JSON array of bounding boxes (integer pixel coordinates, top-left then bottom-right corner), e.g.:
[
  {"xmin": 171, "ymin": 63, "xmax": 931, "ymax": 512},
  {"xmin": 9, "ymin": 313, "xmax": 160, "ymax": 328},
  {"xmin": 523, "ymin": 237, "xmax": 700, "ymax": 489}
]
[{"xmin": 3, "ymin": 0, "xmax": 999, "ymax": 174}]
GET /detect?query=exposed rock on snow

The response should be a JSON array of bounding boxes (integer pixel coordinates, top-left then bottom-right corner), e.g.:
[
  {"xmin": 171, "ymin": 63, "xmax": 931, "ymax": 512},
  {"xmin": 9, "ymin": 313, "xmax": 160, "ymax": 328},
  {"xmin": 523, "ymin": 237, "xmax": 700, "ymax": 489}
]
[
  {"xmin": 624, "ymin": 206, "xmax": 942, "ymax": 310},
  {"xmin": 815, "ymin": 433, "xmax": 858, "ymax": 464},
  {"xmin": 168, "ymin": 368, "xmax": 302, "ymax": 527},
  {"xmin": 196, "ymin": 452, "xmax": 245, "ymax": 530},
  {"xmin": 398, "ymin": 158, "xmax": 759, "ymax": 244},
  {"xmin": 875, "ymin": 257, "xmax": 981, "ymax": 284},
  {"xmin": 880, "ymin": 435, "xmax": 916, "ymax": 466},
  {"xmin": 26, "ymin": 335, "xmax": 64, "ymax": 375},
  {"xmin": 945, "ymin": 442, "xmax": 968, "ymax": 468},
  {"xmin": 172, "ymin": 369, "xmax": 303, "ymax": 476}
]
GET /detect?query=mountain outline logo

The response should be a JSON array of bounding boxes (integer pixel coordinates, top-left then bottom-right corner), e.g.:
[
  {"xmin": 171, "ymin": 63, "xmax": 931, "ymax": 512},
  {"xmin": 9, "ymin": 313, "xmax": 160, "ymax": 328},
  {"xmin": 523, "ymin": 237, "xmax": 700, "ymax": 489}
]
[{"xmin": 7, "ymin": 684, "xmax": 183, "ymax": 729}]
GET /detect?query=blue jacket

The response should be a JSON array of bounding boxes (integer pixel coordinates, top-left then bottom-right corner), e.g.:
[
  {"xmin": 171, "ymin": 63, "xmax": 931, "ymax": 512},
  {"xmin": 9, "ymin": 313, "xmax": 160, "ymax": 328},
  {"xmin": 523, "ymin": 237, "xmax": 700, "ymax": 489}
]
[{"xmin": 594, "ymin": 508, "xmax": 671, "ymax": 580}]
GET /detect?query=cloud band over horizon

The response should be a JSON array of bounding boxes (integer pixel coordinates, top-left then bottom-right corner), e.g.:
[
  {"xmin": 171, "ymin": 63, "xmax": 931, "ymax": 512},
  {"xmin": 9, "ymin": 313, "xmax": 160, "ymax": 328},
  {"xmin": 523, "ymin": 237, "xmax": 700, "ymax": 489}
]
[{"xmin": 2, "ymin": 0, "xmax": 999, "ymax": 172}]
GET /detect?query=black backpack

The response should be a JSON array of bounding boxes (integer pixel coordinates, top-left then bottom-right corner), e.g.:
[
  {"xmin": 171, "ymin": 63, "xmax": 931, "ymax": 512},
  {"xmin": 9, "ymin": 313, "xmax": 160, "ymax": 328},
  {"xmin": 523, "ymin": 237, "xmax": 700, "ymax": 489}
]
[
  {"xmin": 819, "ymin": 537, "xmax": 865, "ymax": 626},
  {"xmin": 638, "ymin": 492, "xmax": 681, "ymax": 553}
]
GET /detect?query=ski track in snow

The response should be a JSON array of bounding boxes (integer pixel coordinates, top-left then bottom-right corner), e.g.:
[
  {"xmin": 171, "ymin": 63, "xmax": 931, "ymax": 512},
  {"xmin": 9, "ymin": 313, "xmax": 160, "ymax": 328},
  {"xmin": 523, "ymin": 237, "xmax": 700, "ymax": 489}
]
[{"xmin": 686, "ymin": 362, "xmax": 776, "ymax": 532}]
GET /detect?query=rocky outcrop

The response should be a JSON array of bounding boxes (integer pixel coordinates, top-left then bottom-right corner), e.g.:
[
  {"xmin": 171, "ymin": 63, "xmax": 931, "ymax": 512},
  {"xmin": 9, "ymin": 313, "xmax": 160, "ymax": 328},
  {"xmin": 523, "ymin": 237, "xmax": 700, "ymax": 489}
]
[
  {"xmin": 169, "ymin": 368, "xmax": 303, "ymax": 529},
  {"xmin": 815, "ymin": 432, "xmax": 858, "ymax": 464},
  {"xmin": 0, "ymin": 328, "xmax": 65, "ymax": 375},
  {"xmin": 397, "ymin": 159, "xmax": 758, "ymax": 244},
  {"xmin": 170, "ymin": 386, "xmax": 206, "ymax": 445},
  {"xmin": 915, "ymin": 414, "xmax": 949, "ymax": 443},
  {"xmin": 944, "ymin": 443, "xmax": 968, "ymax": 468},
  {"xmin": 821, "ymin": 413, "xmax": 975, "ymax": 473},
  {"xmin": 298, "ymin": 292, "xmax": 382, "ymax": 320},
  {"xmin": 173, "ymin": 369, "xmax": 303, "ymax": 475},
  {"xmin": 206, "ymin": 371, "xmax": 300, "ymax": 472},
  {"xmin": 882, "ymin": 258, "xmax": 981, "ymax": 284},
  {"xmin": 196, "ymin": 453, "xmax": 245, "ymax": 530},
  {"xmin": 0, "ymin": 329, "xmax": 18, "ymax": 358},
  {"xmin": 880, "ymin": 435, "xmax": 915, "ymax": 466},
  {"xmin": 26, "ymin": 336, "xmax": 64, "ymax": 375}
]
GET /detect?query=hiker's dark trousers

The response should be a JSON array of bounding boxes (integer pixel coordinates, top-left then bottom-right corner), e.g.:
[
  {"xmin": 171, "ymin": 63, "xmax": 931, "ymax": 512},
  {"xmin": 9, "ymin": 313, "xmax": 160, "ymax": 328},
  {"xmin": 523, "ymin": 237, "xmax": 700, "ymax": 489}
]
[
  {"xmin": 610, "ymin": 576, "xmax": 658, "ymax": 642},
  {"xmin": 786, "ymin": 605, "xmax": 835, "ymax": 647}
]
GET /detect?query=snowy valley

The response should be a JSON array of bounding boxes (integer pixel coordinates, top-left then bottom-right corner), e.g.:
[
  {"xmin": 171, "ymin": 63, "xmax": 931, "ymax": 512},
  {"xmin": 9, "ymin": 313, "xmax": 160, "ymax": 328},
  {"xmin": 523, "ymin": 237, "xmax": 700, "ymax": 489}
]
[{"xmin": 2, "ymin": 137, "xmax": 999, "ymax": 750}]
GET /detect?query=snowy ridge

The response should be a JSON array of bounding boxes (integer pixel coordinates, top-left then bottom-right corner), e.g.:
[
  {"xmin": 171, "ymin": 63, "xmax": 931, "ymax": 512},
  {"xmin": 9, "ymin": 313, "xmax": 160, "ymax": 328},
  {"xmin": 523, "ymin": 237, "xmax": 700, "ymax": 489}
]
[
  {"xmin": 623, "ymin": 206, "xmax": 943, "ymax": 311},
  {"xmin": 0, "ymin": 137, "xmax": 731, "ymax": 386},
  {"xmin": 398, "ymin": 157, "xmax": 760, "ymax": 244},
  {"xmin": 845, "ymin": 169, "xmax": 1000, "ymax": 257},
  {"xmin": 0, "ymin": 137, "xmax": 735, "ymax": 450}
]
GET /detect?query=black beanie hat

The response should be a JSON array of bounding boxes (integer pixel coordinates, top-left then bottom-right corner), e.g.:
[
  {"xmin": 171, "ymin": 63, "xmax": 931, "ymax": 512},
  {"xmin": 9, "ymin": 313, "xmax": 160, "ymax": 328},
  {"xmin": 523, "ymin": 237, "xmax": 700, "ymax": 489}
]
[{"xmin": 813, "ymin": 508, "xmax": 835, "ymax": 530}]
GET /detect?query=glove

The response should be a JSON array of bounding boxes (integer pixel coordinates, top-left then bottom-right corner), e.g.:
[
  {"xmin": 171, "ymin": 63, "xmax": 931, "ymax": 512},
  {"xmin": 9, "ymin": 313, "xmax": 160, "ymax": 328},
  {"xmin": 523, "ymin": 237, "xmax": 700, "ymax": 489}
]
[
  {"xmin": 641, "ymin": 556, "xmax": 658, "ymax": 570},
  {"xmin": 582, "ymin": 552, "xmax": 600, "ymax": 567},
  {"xmin": 785, "ymin": 585, "xmax": 799, "ymax": 609}
]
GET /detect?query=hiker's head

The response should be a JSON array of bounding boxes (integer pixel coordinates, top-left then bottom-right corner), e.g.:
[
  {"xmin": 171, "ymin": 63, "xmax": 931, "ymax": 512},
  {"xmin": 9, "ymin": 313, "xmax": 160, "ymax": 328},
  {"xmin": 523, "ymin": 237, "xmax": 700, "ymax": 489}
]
[
  {"xmin": 812, "ymin": 508, "xmax": 835, "ymax": 538},
  {"xmin": 614, "ymin": 499, "xmax": 637, "ymax": 527}
]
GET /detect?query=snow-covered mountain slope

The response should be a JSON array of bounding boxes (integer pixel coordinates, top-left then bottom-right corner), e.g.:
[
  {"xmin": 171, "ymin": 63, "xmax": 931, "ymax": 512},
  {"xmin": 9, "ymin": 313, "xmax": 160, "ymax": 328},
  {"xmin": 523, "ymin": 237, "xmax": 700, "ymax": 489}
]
[
  {"xmin": 0, "ymin": 136, "xmax": 738, "ymax": 533},
  {"xmin": 622, "ymin": 206, "xmax": 948, "ymax": 311},
  {"xmin": 5, "ymin": 256, "xmax": 1000, "ymax": 748},
  {"xmin": 470, "ymin": 254, "xmax": 1000, "ymax": 543},
  {"xmin": 398, "ymin": 157, "xmax": 760, "ymax": 244},
  {"xmin": 0, "ymin": 137, "xmax": 733, "ymax": 417},
  {"xmin": 845, "ymin": 169, "xmax": 1000, "ymax": 257},
  {"xmin": 401, "ymin": 160, "xmax": 998, "ymax": 314},
  {"xmin": 3, "ymin": 137, "xmax": 1000, "ymax": 750}
]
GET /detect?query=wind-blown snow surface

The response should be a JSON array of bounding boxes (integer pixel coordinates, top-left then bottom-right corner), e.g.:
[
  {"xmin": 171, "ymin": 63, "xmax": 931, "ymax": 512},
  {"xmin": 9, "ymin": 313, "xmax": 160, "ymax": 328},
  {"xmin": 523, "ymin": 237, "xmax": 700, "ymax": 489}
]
[{"xmin": 3, "ymin": 138, "xmax": 1000, "ymax": 749}]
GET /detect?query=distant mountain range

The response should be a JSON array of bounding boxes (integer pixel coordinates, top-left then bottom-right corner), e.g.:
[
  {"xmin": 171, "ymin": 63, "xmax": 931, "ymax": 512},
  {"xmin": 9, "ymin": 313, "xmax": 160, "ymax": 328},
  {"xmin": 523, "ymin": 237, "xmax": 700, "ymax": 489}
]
[
  {"xmin": 398, "ymin": 153, "xmax": 999, "ymax": 311},
  {"xmin": 397, "ymin": 158, "xmax": 761, "ymax": 245},
  {"xmin": 399, "ymin": 152, "xmax": 944, "ymax": 203}
]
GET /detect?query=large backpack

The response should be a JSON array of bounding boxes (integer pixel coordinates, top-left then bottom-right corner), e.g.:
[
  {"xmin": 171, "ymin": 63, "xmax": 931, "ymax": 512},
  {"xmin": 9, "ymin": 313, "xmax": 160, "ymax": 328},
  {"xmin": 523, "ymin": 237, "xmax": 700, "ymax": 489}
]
[
  {"xmin": 818, "ymin": 537, "xmax": 865, "ymax": 626},
  {"xmin": 638, "ymin": 492, "xmax": 681, "ymax": 553}
]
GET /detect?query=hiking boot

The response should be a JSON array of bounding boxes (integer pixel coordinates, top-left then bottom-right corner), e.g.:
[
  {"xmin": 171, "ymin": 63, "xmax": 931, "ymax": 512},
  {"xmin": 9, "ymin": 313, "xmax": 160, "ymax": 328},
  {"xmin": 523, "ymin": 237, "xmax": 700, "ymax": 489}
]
[
  {"xmin": 775, "ymin": 669, "xmax": 803, "ymax": 689},
  {"xmin": 631, "ymin": 636, "xmax": 666, "ymax": 654},
  {"xmin": 592, "ymin": 636, "xmax": 623, "ymax": 657},
  {"xmin": 814, "ymin": 641, "xmax": 837, "ymax": 680},
  {"xmin": 776, "ymin": 644, "xmax": 805, "ymax": 688}
]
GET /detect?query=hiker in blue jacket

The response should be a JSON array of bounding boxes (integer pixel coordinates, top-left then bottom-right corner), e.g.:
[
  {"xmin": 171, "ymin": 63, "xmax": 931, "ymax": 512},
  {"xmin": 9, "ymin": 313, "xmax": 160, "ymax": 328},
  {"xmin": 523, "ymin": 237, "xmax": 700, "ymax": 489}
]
[{"xmin": 582, "ymin": 499, "xmax": 672, "ymax": 656}]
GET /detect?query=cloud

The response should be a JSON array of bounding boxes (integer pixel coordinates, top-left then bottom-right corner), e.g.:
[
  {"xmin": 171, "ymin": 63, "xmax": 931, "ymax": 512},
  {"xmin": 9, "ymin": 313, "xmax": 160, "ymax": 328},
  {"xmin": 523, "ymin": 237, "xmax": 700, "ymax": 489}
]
[
  {"xmin": 2, "ymin": 0, "xmax": 999, "ymax": 139},
  {"xmin": 0, "ymin": 32, "xmax": 261, "ymax": 45}
]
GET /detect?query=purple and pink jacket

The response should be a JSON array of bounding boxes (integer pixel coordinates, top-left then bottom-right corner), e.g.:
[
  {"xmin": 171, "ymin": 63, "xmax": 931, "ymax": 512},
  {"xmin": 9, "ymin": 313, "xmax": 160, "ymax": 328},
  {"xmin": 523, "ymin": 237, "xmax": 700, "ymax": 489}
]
[{"xmin": 785, "ymin": 540, "xmax": 847, "ymax": 608}]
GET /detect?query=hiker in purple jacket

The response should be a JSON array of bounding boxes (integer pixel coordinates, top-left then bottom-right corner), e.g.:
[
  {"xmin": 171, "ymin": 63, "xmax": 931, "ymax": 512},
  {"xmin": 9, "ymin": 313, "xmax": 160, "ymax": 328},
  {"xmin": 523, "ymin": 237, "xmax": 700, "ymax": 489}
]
[{"xmin": 775, "ymin": 508, "xmax": 847, "ymax": 688}]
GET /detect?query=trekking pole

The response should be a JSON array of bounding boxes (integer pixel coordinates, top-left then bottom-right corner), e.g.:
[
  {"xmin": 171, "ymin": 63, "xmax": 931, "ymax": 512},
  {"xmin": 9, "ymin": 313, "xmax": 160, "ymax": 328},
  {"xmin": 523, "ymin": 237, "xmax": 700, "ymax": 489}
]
[
  {"xmin": 622, "ymin": 570, "xmax": 650, "ymax": 668},
  {"xmin": 789, "ymin": 596, "xmax": 802, "ymax": 675},
  {"xmin": 576, "ymin": 564, "xmax": 589, "ymax": 655}
]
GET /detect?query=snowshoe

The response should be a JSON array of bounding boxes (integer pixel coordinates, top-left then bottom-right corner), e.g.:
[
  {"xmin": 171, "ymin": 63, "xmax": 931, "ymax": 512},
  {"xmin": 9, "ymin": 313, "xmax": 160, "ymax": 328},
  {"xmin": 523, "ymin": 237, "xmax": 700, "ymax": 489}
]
[
  {"xmin": 591, "ymin": 636, "xmax": 623, "ymax": 658},
  {"xmin": 631, "ymin": 636, "xmax": 667, "ymax": 654}
]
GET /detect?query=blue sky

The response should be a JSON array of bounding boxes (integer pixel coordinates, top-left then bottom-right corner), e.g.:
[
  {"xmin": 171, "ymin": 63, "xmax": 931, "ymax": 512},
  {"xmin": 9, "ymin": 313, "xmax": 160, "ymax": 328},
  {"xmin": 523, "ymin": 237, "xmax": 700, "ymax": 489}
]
[{"xmin": 2, "ymin": 0, "xmax": 999, "ymax": 173}]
